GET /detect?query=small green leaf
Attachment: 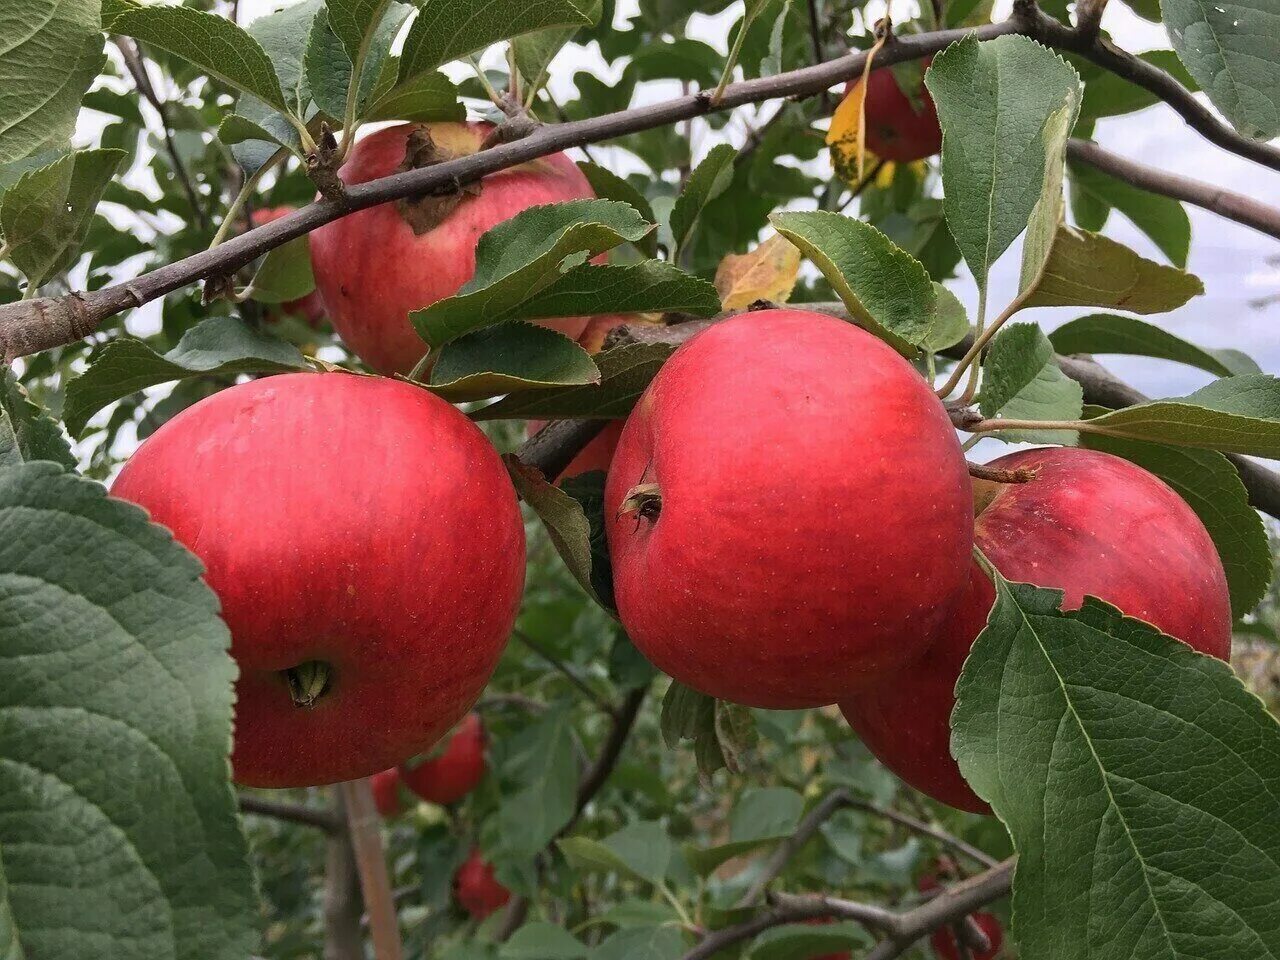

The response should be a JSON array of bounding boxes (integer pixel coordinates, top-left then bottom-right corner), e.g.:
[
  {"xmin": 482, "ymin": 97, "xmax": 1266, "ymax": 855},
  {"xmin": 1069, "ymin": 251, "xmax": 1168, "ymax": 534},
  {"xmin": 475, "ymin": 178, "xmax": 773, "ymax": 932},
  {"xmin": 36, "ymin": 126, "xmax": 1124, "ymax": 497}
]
[
  {"xmin": 953, "ymin": 571, "xmax": 1280, "ymax": 960},
  {"xmin": 1018, "ymin": 97, "xmax": 1079, "ymax": 295},
  {"xmin": 924, "ymin": 283, "xmax": 970, "ymax": 352},
  {"xmin": 500, "ymin": 922, "xmax": 588, "ymax": 960},
  {"xmin": 492, "ymin": 706, "xmax": 579, "ymax": 860},
  {"xmin": 0, "ymin": 461, "xmax": 257, "ymax": 960},
  {"xmin": 1067, "ymin": 159, "xmax": 1191, "ymax": 267},
  {"xmin": 505, "ymin": 262, "xmax": 719, "ymax": 324},
  {"xmin": 246, "ymin": 233, "xmax": 315, "ymax": 304},
  {"xmin": 1049, "ymin": 314, "xmax": 1259, "ymax": 377},
  {"xmin": 560, "ymin": 821, "xmax": 671, "ymax": 886},
  {"xmin": 426, "ymin": 322, "xmax": 600, "ymax": 402},
  {"xmin": 926, "ymin": 34, "xmax": 1081, "ymax": 291},
  {"xmin": 109, "ymin": 5, "xmax": 292, "ymax": 112},
  {"xmin": 0, "ymin": 368, "xmax": 75, "ymax": 469},
  {"xmin": 770, "ymin": 210, "xmax": 937, "ymax": 354},
  {"xmin": 514, "ymin": 0, "xmax": 601, "ymax": 90},
  {"xmin": 410, "ymin": 200, "xmax": 653, "ymax": 349},
  {"xmin": 1023, "ymin": 224, "xmax": 1203, "ymax": 313},
  {"xmin": 216, "ymin": 114, "xmax": 284, "ymax": 148},
  {"xmin": 1085, "ymin": 374, "xmax": 1280, "ymax": 457},
  {"xmin": 669, "ymin": 143, "xmax": 736, "ymax": 258},
  {"xmin": 576, "ymin": 162, "xmax": 659, "ymax": 256},
  {"xmin": 750, "ymin": 922, "xmax": 874, "ymax": 960},
  {"xmin": 979, "ymin": 322, "xmax": 1083, "ymax": 443},
  {"xmin": 246, "ymin": 0, "xmax": 323, "ymax": 114},
  {"xmin": 1078, "ymin": 428, "xmax": 1271, "ymax": 616},
  {"xmin": 307, "ymin": 3, "xmax": 419, "ymax": 121},
  {"xmin": 591, "ymin": 926, "xmax": 686, "ymax": 960},
  {"xmin": 363, "ymin": 68, "xmax": 465, "ymax": 123},
  {"xmin": 63, "ymin": 317, "xmax": 311, "ymax": 436},
  {"xmin": 684, "ymin": 786, "xmax": 805, "ymax": 874},
  {"xmin": 397, "ymin": 0, "xmax": 591, "ymax": 85},
  {"xmin": 477, "ymin": 342, "xmax": 675, "ymax": 421}
]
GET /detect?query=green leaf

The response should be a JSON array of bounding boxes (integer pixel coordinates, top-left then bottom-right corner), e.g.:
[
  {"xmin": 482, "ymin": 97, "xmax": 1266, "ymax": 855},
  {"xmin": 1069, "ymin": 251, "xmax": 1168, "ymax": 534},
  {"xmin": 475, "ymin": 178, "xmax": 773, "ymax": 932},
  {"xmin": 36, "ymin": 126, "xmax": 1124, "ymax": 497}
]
[
  {"xmin": 0, "ymin": 368, "xmax": 75, "ymax": 469},
  {"xmin": 322, "ymin": 0, "xmax": 391, "ymax": 66},
  {"xmin": 1049, "ymin": 314, "xmax": 1260, "ymax": 377},
  {"xmin": 770, "ymin": 210, "xmax": 937, "ymax": 354},
  {"xmin": 953, "ymin": 571, "xmax": 1280, "ymax": 960},
  {"xmin": 1078, "ymin": 428, "xmax": 1271, "ymax": 617},
  {"xmin": 1078, "ymin": 50, "xmax": 1199, "ymax": 119},
  {"xmin": 216, "ymin": 114, "xmax": 284, "ymax": 149},
  {"xmin": 363, "ymin": 68, "xmax": 465, "ymax": 123},
  {"xmin": 979, "ymin": 322, "xmax": 1083, "ymax": 444},
  {"xmin": 246, "ymin": 234, "xmax": 315, "ymax": 304},
  {"xmin": 476, "ymin": 342, "xmax": 675, "ymax": 421},
  {"xmin": 63, "ymin": 317, "xmax": 311, "ymax": 437},
  {"xmin": 1067, "ymin": 159, "xmax": 1191, "ymax": 267},
  {"xmin": 560, "ymin": 821, "xmax": 672, "ymax": 886},
  {"xmin": 246, "ymin": 0, "xmax": 323, "ymax": 115},
  {"xmin": 514, "ymin": 0, "xmax": 602, "ymax": 89},
  {"xmin": 1018, "ymin": 96, "xmax": 1079, "ymax": 295},
  {"xmin": 926, "ymin": 34, "xmax": 1081, "ymax": 291},
  {"xmin": 1085, "ymin": 374, "xmax": 1280, "ymax": 457},
  {"xmin": 1162, "ymin": 0, "xmax": 1280, "ymax": 139},
  {"xmin": 669, "ymin": 143, "xmax": 736, "ymax": 258},
  {"xmin": 398, "ymin": 0, "xmax": 591, "ymax": 84},
  {"xmin": 410, "ymin": 200, "xmax": 653, "ymax": 349},
  {"xmin": 109, "ymin": 5, "xmax": 291, "ymax": 113},
  {"xmin": 0, "ymin": 0, "xmax": 104, "ymax": 164},
  {"xmin": 576, "ymin": 162, "xmax": 659, "ymax": 256},
  {"xmin": 685, "ymin": 786, "xmax": 805, "ymax": 874},
  {"xmin": 1022, "ymin": 224, "xmax": 1203, "ymax": 313},
  {"xmin": 500, "ymin": 262, "xmax": 719, "ymax": 324},
  {"xmin": 500, "ymin": 923, "xmax": 588, "ymax": 960},
  {"xmin": 307, "ymin": 3, "xmax": 420, "ymax": 121},
  {"xmin": 0, "ymin": 148, "xmax": 126, "ymax": 289},
  {"xmin": 426, "ymin": 322, "xmax": 600, "ymax": 402},
  {"xmin": 591, "ymin": 926, "xmax": 685, "ymax": 960},
  {"xmin": 0, "ymin": 461, "xmax": 256, "ymax": 960},
  {"xmin": 749, "ymin": 922, "xmax": 873, "ymax": 960},
  {"xmin": 493, "ymin": 705, "xmax": 579, "ymax": 860},
  {"xmin": 924, "ymin": 282, "xmax": 970, "ymax": 352},
  {"xmin": 558, "ymin": 470, "xmax": 614, "ymax": 609}
]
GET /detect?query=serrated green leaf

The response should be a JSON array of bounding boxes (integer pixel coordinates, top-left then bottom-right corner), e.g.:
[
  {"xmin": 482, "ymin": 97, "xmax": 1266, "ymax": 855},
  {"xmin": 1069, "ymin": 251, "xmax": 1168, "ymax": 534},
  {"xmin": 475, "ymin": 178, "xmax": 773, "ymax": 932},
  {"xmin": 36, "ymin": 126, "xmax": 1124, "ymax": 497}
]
[
  {"xmin": 1049, "ymin": 314, "xmax": 1259, "ymax": 377},
  {"xmin": 500, "ymin": 922, "xmax": 587, "ymax": 960},
  {"xmin": 1023, "ymin": 224, "xmax": 1203, "ymax": 312},
  {"xmin": 307, "ymin": 3, "xmax": 418, "ymax": 121},
  {"xmin": 576, "ymin": 162, "xmax": 659, "ymax": 256},
  {"xmin": 770, "ymin": 210, "xmax": 937, "ymax": 354},
  {"xmin": 0, "ymin": 148, "xmax": 126, "ymax": 289},
  {"xmin": 1078, "ymin": 428, "xmax": 1271, "ymax": 616},
  {"xmin": 0, "ymin": 368, "xmax": 74, "ymax": 469},
  {"xmin": 0, "ymin": 0, "xmax": 104, "ymax": 165},
  {"xmin": 669, "ymin": 143, "xmax": 736, "ymax": 258},
  {"xmin": 246, "ymin": 0, "xmax": 323, "ymax": 114},
  {"xmin": 410, "ymin": 200, "xmax": 653, "ymax": 349},
  {"xmin": 1067, "ymin": 159, "xmax": 1191, "ymax": 267},
  {"xmin": 514, "ymin": 0, "xmax": 601, "ymax": 90},
  {"xmin": 924, "ymin": 282, "xmax": 970, "ymax": 352},
  {"xmin": 953, "ymin": 571, "xmax": 1280, "ymax": 960},
  {"xmin": 926, "ymin": 34, "xmax": 1081, "ymax": 292},
  {"xmin": 63, "ymin": 317, "xmax": 311, "ymax": 436},
  {"xmin": 364, "ymin": 68, "xmax": 465, "ymax": 123},
  {"xmin": 1162, "ymin": 0, "xmax": 1280, "ymax": 139},
  {"xmin": 1085, "ymin": 374, "xmax": 1280, "ymax": 457},
  {"xmin": 109, "ymin": 5, "xmax": 291, "ymax": 113},
  {"xmin": 503, "ymin": 262, "xmax": 719, "ymax": 324},
  {"xmin": 426, "ymin": 322, "xmax": 600, "ymax": 402},
  {"xmin": 246, "ymin": 233, "xmax": 315, "ymax": 304},
  {"xmin": 979, "ymin": 322, "xmax": 1083, "ymax": 444},
  {"xmin": 398, "ymin": 0, "xmax": 591, "ymax": 85},
  {"xmin": 322, "ymin": 0, "xmax": 391, "ymax": 66},
  {"xmin": 0, "ymin": 461, "xmax": 256, "ymax": 960},
  {"xmin": 477, "ymin": 342, "xmax": 675, "ymax": 420}
]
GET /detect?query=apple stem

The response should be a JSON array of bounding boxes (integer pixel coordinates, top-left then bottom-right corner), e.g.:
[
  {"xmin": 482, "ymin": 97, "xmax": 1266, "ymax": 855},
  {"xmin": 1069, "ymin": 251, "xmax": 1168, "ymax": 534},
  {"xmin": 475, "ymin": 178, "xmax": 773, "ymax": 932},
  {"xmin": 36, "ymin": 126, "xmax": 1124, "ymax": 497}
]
[{"xmin": 285, "ymin": 660, "xmax": 332, "ymax": 708}]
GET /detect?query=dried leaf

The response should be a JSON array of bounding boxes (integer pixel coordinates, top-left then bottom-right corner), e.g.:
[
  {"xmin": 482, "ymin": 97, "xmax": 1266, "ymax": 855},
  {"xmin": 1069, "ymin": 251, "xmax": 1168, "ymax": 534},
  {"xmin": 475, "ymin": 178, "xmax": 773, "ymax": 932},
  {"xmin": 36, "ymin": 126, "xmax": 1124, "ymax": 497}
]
[{"xmin": 713, "ymin": 234, "xmax": 801, "ymax": 309}]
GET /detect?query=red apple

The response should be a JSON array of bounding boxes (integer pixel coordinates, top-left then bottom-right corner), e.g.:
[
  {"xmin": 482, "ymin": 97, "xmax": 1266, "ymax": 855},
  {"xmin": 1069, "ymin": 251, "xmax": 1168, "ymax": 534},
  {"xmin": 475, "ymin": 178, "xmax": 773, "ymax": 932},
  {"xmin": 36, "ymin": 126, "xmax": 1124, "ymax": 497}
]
[
  {"xmin": 309, "ymin": 121, "xmax": 600, "ymax": 375},
  {"xmin": 842, "ymin": 447, "xmax": 1232, "ymax": 813},
  {"xmin": 604, "ymin": 309, "xmax": 973, "ymax": 708},
  {"xmin": 401, "ymin": 712, "xmax": 487, "ymax": 804},
  {"xmin": 842, "ymin": 59, "xmax": 942, "ymax": 163},
  {"xmin": 528, "ymin": 419, "xmax": 625, "ymax": 482},
  {"xmin": 248, "ymin": 206, "xmax": 326, "ymax": 327},
  {"xmin": 111, "ymin": 372, "xmax": 525, "ymax": 787},
  {"xmin": 930, "ymin": 913, "xmax": 1004, "ymax": 960},
  {"xmin": 370, "ymin": 768, "xmax": 404, "ymax": 817},
  {"xmin": 454, "ymin": 850, "xmax": 510, "ymax": 919}
]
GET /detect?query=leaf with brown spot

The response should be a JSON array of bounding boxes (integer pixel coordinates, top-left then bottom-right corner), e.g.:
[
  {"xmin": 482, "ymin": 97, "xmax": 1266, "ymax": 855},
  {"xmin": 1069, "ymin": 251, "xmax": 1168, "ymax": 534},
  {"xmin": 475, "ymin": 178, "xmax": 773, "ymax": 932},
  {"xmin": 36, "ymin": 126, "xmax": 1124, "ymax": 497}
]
[{"xmin": 713, "ymin": 234, "xmax": 800, "ymax": 310}]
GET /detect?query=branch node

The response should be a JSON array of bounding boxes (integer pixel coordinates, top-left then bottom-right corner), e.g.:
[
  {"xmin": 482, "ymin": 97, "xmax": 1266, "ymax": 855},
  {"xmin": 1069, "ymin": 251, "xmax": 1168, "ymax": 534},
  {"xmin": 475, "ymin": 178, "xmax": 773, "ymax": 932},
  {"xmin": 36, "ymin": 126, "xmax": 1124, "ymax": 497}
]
[
  {"xmin": 306, "ymin": 122, "xmax": 348, "ymax": 204},
  {"xmin": 694, "ymin": 90, "xmax": 714, "ymax": 112},
  {"xmin": 481, "ymin": 98, "xmax": 544, "ymax": 148}
]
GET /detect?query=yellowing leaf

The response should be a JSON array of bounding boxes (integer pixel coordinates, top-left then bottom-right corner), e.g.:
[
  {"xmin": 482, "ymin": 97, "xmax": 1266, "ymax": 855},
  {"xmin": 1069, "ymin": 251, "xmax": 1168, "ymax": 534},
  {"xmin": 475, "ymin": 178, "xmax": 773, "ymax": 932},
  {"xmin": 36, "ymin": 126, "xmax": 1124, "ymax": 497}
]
[
  {"xmin": 714, "ymin": 234, "xmax": 801, "ymax": 309},
  {"xmin": 827, "ymin": 78, "xmax": 867, "ymax": 186}
]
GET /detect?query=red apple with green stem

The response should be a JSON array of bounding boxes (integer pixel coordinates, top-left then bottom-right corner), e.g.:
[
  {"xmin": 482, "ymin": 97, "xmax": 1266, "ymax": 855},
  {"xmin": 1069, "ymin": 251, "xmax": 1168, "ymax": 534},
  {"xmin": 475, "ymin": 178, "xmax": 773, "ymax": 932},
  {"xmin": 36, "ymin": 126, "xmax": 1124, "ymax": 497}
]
[
  {"xmin": 401, "ymin": 712, "xmax": 487, "ymax": 804},
  {"xmin": 841, "ymin": 447, "xmax": 1232, "ymax": 813},
  {"xmin": 454, "ymin": 850, "xmax": 510, "ymax": 919},
  {"xmin": 604, "ymin": 308, "xmax": 974, "ymax": 708},
  {"xmin": 248, "ymin": 206, "xmax": 326, "ymax": 327},
  {"xmin": 111, "ymin": 372, "xmax": 526, "ymax": 787},
  {"xmin": 842, "ymin": 59, "xmax": 942, "ymax": 163},
  {"xmin": 309, "ymin": 121, "xmax": 602, "ymax": 375}
]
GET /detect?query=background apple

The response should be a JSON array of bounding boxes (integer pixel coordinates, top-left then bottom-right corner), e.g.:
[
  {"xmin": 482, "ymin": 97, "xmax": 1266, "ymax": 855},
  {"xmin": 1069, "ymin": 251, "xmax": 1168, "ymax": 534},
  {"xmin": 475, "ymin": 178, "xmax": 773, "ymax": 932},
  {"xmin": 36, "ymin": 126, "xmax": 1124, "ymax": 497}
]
[
  {"xmin": 843, "ymin": 59, "xmax": 942, "ymax": 162},
  {"xmin": 454, "ymin": 850, "xmax": 511, "ymax": 920},
  {"xmin": 371, "ymin": 768, "xmax": 404, "ymax": 817},
  {"xmin": 604, "ymin": 309, "xmax": 973, "ymax": 708},
  {"xmin": 929, "ymin": 913, "xmax": 1004, "ymax": 960},
  {"xmin": 842, "ymin": 447, "xmax": 1233, "ymax": 812},
  {"xmin": 401, "ymin": 712, "xmax": 487, "ymax": 804},
  {"xmin": 111, "ymin": 372, "xmax": 526, "ymax": 787},
  {"xmin": 309, "ymin": 121, "xmax": 602, "ymax": 375}
]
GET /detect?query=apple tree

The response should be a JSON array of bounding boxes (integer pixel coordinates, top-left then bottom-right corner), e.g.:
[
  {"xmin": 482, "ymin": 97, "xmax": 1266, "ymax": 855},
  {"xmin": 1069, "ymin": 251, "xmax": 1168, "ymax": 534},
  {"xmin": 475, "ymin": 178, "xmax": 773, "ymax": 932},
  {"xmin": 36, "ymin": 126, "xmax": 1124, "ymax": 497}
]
[{"xmin": 3, "ymin": 0, "xmax": 1280, "ymax": 958}]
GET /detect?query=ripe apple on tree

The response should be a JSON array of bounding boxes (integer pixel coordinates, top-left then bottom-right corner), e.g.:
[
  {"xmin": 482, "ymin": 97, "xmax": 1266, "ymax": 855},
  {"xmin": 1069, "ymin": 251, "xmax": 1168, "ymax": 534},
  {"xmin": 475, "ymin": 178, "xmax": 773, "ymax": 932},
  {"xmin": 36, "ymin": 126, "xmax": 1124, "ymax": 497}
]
[
  {"xmin": 454, "ymin": 850, "xmax": 511, "ymax": 920},
  {"xmin": 604, "ymin": 308, "xmax": 974, "ymax": 708},
  {"xmin": 841, "ymin": 59, "xmax": 942, "ymax": 163},
  {"xmin": 841, "ymin": 447, "xmax": 1232, "ymax": 813},
  {"xmin": 371, "ymin": 768, "xmax": 405, "ymax": 818},
  {"xmin": 401, "ymin": 711, "xmax": 487, "ymax": 804},
  {"xmin": 309, "ymin": 121, "xmax": 605, "ymax": 375},
  {"xmin": 110, "ymin": 372, "xmax": 526, "ymax": 787}
]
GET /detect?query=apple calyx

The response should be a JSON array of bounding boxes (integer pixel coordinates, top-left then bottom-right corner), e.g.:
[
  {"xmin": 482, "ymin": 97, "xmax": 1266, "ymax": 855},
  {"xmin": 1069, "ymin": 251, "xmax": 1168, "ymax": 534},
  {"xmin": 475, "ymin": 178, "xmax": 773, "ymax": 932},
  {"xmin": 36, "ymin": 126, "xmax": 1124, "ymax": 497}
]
[
  {"xmin": 395, "ymin": 126, "xmax": 483, "ymax": 235},
  {"xmin": 618, "ymin": 483, "xmax": 663, "ymax": 524},
  {"xmin": 284, "ymin": 660, "xmax": 332, "ymax": 708}
]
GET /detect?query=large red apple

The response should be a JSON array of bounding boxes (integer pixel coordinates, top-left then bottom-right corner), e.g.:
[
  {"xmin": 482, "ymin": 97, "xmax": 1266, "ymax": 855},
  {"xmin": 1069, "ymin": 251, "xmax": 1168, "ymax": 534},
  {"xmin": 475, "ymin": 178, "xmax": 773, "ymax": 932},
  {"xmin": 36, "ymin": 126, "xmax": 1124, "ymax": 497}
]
[
  {"xmin": 370, "ymin": 768, "xmax": 404, "ymax": 817},
  {"xmin": 249, "ymin": 206, "xmax": 326, "ymax": 327},
  {"xmin": 842, "ymin": 60, "xmax": 941, "ymax": 163},
  {"xmin": 842, "ymin": 447, "xmax": 1232, "ymax": 813},
  {"xmin": 111, "ymin": 372, "xmax": 525, "ymax": 787},
  {"xmin": 309, "ymin": 121, "xmax": 600, "ymax": 375},
  {"xmin": 604, "ymin": 309, "xmax": 973, "ymax": 708},
  {"xmin": 401, "ymin": 711, "xmax": 487, "ymax": 804},
  {"xmin": 454, "ymin": 850, "xmax": 510, "ymax": 919},
  {"xmin": 930, "ymin": 913, "xmax": 1005, "ymax": 960}
]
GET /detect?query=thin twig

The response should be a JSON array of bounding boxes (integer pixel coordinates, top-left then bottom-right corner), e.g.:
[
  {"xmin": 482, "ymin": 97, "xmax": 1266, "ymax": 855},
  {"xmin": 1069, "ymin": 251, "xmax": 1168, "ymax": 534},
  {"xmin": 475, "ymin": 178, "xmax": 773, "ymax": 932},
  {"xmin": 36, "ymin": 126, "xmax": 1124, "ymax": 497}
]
[
  {"xmin": 239, "ymin": 794, "xmax": 344, "ymax": 833},
  {"xmin": 513, "ymin": 628, "xmax": 617, "ymax": 717},
  {"xmin": 338, "ymin": 779, "xmax": 403, "ymax": 960}
]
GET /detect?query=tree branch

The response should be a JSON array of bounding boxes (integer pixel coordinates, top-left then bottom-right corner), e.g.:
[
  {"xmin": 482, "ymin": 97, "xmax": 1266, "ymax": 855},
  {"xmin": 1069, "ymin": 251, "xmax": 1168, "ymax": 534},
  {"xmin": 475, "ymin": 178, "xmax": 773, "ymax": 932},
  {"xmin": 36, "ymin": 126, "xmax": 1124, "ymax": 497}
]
[
  {"xmin": 1066, "ymin": 138, "xmax": 1280, "ymax": 241},
  {"xmin": 863, "ymin": 861, "xmax": 1014, "ymax": 960},
  {"xmin": 324, "ymin": 787, "xmax": 364, "ymax": 960},
  {"xmin": 239, "ymin": 794, "xmax": 344, "ymax": 833},
  {"xmin": 338, "ymin": 779, "xmax": 403, "ymax": 960}
]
